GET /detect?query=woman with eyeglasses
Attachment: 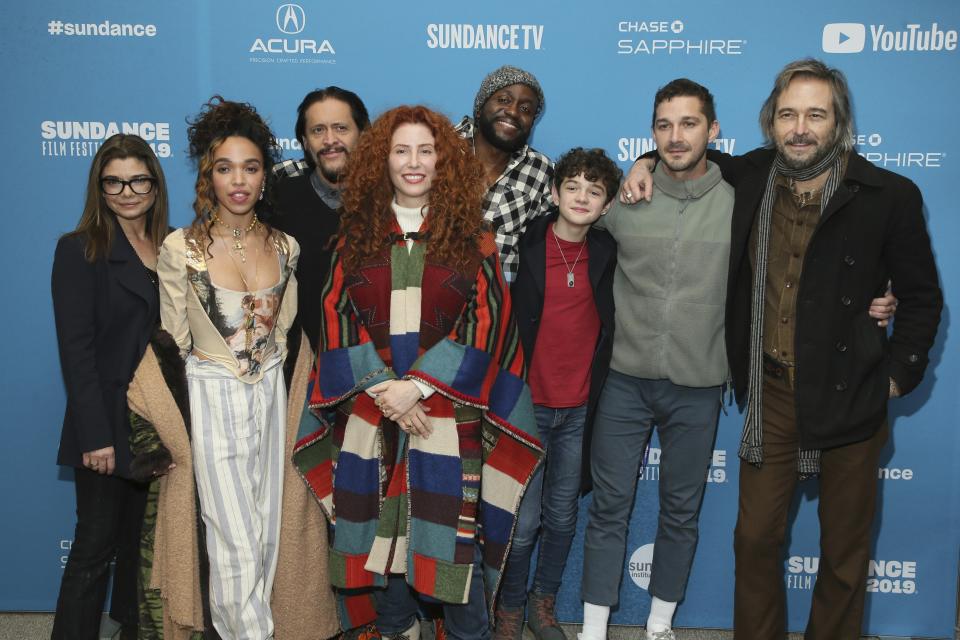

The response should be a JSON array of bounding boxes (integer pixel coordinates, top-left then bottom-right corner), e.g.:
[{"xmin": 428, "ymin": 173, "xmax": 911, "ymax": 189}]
[{"xmin": 51, "ymin": 133, "xmax": 170, "ymax": 639}]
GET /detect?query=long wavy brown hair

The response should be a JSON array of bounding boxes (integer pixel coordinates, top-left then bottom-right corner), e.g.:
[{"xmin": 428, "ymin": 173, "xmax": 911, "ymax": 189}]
[{"xmin": 340, "ymin": 105, "xmax": 486, "ymax": 272}]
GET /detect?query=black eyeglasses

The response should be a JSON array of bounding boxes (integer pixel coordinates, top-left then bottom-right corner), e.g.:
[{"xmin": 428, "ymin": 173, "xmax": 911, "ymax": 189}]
[{"xmin": 100, "ymin": 176, "xmax": 156, "ymax": 195}]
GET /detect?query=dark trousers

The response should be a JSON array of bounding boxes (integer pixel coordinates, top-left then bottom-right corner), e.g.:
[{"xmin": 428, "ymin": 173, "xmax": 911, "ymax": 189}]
[
  {"xmin": 733, "ymin": 378, "xmax": 888, "ymax": 640},
  {"xmin": 582, "ymin": 372, "xmax": 721, "ymax": 605},
  {"xmin": 52, "ymin": 467, "xmax": 148, "ymax": 640},
  {"xmin": 374, "ymin": 545, "xmax": 489, "ymax": 640}
]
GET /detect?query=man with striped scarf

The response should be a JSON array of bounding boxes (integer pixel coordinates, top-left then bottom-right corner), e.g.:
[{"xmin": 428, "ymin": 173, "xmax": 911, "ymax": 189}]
[{"xmin": 722, "ymin": 59, "xmax": 941, "ymax": 639}]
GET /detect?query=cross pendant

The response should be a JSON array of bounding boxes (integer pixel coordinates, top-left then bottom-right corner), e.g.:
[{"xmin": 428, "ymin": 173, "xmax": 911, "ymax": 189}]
[{"xmin": 567, "ymin": 272, "xmax": 575, "ymax": 288}]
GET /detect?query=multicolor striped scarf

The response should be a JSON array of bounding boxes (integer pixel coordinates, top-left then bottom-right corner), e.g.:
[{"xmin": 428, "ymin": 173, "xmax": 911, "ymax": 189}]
[{"xmin": 292, "ymin": 227, "xmax": 542, "ymax": 628}]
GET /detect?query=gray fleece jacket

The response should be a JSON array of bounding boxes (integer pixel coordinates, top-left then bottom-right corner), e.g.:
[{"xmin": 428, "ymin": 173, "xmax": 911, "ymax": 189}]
[{"xmin": 598, "ymin": 161, "xmax": 733, "ymax": 387}]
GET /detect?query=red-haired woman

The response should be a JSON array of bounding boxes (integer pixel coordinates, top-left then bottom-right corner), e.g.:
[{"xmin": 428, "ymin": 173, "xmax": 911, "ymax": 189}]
[{"xmin": 292, "ymin": 105, "xmax": 542, "ymax": 640}]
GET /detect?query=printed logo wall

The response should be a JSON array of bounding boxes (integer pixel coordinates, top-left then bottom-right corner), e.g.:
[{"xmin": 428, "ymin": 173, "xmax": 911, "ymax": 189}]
[{"xmin": 2, "ymin": 1, "xmax": 958, "ymax": 636}]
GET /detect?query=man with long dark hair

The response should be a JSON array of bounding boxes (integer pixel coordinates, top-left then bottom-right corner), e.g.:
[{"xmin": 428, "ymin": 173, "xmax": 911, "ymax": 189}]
[{"xmin": 271, "ymin": 86, "xmax": 370, "ymax": 352}]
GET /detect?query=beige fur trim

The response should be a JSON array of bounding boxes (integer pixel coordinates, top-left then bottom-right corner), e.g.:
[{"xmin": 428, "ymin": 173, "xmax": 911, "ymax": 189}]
[
  {"xmin": 272, "ymin": 332, "xmax": 339, "ymax": 639},
  {"xmin": 128, "ymin": 346, "xmax": 204, "ymax": 636}
]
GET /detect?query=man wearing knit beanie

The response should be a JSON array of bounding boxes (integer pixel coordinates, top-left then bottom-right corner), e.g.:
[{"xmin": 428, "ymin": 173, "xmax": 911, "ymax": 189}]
[
  {"xmin": 456, "ymin": 67, "xmax": 564, "ymax": 640},
  {"xmin": 455, "ymin": 64, "xmax": 554, "ymax": 284}
]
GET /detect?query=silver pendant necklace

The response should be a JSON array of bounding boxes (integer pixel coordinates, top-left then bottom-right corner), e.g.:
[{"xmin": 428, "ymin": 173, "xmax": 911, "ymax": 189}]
[{"xmin": 552, "ymin": 224, "xmax": 586, "ymax": 288}]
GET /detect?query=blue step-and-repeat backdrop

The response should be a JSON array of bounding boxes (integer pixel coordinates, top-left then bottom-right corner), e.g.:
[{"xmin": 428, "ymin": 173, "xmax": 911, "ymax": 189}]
[{"xmin": 2, "ymin": 1, "xmax": 958, "ymax": 637}]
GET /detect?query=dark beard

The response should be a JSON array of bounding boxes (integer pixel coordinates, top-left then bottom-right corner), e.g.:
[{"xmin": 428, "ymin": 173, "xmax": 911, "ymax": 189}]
[
  {"xmin": 778, "ymin": 133, "xmax": 840, "ymax": 171},
  {"xmin": 318, "ymin": 163, "xmax": 343, "ymax": 185},
  {"xmin": 476, "ymin": 112, "xmax": 529, "ymax": 153},
  {"xmin": 312, "ymin": 146, "xmax": 348, "ymax": 185},
  {"xmin": 659, "ymin": 143, "xmax": 706, "ymax": 174}
]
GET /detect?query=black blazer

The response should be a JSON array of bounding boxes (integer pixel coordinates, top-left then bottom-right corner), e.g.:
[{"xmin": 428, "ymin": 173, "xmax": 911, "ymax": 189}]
[
  {"xmin": 716, "ymin": 148, "xmax": 942, "ymax": 449},
  {"xmin": 511, "ymin": 212, "xmax": 617, "ymax": 491},
  {"xmin": 52, "ymin": 222, "xmax": 160, "ymax": 478}
]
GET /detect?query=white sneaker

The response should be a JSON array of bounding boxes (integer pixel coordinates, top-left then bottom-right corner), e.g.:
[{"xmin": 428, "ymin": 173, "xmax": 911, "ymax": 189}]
[
  {"xmin": 384, "ymin": 621, "xmax": 420, "ymax": 640},
  {"xmin": 645, "ymin": 630, "xmax": 675, "ymax": 640}
]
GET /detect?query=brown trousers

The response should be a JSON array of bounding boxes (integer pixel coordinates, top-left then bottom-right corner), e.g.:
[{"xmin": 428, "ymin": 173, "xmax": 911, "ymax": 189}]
[{"xmin": 733, "ymin": 377, "xmax": 888, "ymax": 640}]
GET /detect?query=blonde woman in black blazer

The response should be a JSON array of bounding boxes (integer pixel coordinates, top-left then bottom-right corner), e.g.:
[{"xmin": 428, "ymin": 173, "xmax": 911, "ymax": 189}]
[{"xmin": 51, "ymin": 134, "xmax": 170, "ymax": 640}]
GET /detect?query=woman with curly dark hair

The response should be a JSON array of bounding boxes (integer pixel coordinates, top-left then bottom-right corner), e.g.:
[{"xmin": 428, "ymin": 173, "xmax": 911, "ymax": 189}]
[
  {"xmin": 292, "ymin": 105, "xmax": 543, "ymax": 640},
  {"xmin": 156, "ymin": 96, "xmax": 299, "ymax": 638}
]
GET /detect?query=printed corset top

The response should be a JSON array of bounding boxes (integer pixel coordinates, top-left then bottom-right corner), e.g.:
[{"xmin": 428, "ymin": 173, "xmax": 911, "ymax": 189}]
[{"xmin": 208, "ymin": 278, "xmax": 286, "ymax": 378}]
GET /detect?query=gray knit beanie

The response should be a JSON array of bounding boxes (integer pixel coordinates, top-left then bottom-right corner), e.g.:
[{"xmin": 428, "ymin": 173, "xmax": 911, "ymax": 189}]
[{"xmin": 473, "ymin": 65, "xmax": 545, "ymax": 119}]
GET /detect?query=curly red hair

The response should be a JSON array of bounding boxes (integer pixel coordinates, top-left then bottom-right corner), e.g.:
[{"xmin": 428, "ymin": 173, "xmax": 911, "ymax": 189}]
[{"xmin": 340, "ymin": 105, "xmax": 486, "ymax": 272}]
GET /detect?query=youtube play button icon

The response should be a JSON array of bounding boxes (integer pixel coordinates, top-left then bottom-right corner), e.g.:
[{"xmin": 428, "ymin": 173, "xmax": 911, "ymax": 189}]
[{"xmin": 823, "ymin": 23, "xmax": 866, "ymax": 53}]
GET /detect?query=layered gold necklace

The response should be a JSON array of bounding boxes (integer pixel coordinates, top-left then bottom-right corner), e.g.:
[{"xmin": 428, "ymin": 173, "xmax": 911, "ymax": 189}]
[
  {"xmin": 211, "ymin": 211, "xmax": 259, "ymax": 262},
  {"xmin": 213, "ymin": 213, "xmax": 262, "ymax": 352}
]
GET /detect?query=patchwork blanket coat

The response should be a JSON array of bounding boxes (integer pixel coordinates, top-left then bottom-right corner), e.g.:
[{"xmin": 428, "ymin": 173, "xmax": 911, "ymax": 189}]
[{"xmin": 292, "ymin": 226, "xmax": 543, "ymax": 627}]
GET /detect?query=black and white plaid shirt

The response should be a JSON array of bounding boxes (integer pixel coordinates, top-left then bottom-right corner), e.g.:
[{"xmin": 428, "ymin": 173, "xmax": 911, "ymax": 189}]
[
  {"xmin": 455, "ymin": 117, "xmax": 553, "ymax": 283},
  {"xmin": 273, "ymin": 158, "xmax": 310, "ymax": 178}
]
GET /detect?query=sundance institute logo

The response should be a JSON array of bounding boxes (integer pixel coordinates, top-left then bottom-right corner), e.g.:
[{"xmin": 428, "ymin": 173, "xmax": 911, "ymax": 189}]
[{"xmin": 628, "ymin": 543, "xmax": 655, "ymax": 590}]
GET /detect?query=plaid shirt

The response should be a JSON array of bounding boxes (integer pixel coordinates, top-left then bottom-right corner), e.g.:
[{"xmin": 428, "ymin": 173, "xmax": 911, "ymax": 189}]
[
  {"xmin": 272, "ymin": 119, "xmax": 554, "ymax": 283},
  {"xmin": 455, "ymin": 117, "xmax": 553, "ymax": 283},
  {"xmin": 273, "ymin": 157, "xmax": 310, "ymax": 178}
]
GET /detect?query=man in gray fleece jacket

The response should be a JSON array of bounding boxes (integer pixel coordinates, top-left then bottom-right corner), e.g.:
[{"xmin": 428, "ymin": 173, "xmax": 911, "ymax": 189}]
[{"xmin": 580, "ymin": 79, "xmax": 732, "ymax": 640}]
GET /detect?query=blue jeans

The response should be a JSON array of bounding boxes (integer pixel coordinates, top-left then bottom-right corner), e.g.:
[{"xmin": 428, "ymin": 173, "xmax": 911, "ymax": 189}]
[
  {"xmin": 582, "ymin": 372, "xmax": 721, "ymax": 605},
  {"xmin": 499, "ymin": 403, "xmax": 587, "ymax": 608},
  {"xmin": 375, "ymin": 545, "xmax": 489, "ymax": 640}
]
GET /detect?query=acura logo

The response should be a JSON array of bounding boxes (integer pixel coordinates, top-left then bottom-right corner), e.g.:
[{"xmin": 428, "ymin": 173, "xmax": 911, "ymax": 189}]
[{"xmin": 276, "ymin": 4, "xmax": 306, "ymax": 35}]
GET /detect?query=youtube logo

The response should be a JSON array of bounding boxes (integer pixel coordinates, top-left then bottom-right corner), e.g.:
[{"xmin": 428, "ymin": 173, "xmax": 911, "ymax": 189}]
[{"xmin": 823, "ymin": 23, "xmax": 866, "ymax": 53}]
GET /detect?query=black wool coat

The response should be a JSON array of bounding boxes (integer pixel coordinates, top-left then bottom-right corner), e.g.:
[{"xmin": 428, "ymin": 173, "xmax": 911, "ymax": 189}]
[
  {"xmin": 717, "ymin": 148, "xmax": 942, "ymax": 450},
  {"xmin": 52, "ymin": 222, "xmax": 159, "ymax": 478}
]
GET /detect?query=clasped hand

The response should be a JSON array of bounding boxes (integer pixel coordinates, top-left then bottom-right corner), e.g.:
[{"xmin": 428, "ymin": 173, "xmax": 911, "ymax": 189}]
[{"xmin": 369, "ymin": 380, "xmax": 433, "ymax": 439}]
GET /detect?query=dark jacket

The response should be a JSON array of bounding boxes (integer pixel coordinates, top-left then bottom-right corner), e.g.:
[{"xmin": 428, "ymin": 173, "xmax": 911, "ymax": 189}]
[
  {"xmin": 52, "ymin": 222, "xmax": 159, "ymax": 478},
  {"xmin": 511, "ymin": 212, "xmax": 617, "ymax": 490},
  {"xmin": 717, "ymin": 148, "xmax": 942, "ymax": 449},
  {"xmin": 270, "ymin": 173, "xmax": 341, "ymax": 354}
]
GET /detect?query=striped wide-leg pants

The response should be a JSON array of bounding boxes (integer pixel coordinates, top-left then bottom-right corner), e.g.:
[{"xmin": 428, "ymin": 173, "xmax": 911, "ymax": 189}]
[{"xmin": 187, "ymin": 355, "xmax": 285, "ymax": 640}]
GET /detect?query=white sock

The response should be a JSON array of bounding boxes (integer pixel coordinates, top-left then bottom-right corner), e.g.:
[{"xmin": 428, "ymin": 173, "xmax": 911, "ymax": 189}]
[
  {"xmin": 581, "ymin": 602, "xmax": 610, "ymax": 640},
  {"xmin": 401, "ymin": 620, "xmax": 421, "ymax": 640},
  {"xmin": 646, "ymin": 597, "xmax": 677, "ymax": 632}
]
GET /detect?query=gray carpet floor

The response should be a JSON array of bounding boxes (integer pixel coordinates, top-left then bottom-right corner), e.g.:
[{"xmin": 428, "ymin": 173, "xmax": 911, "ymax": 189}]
[{"xmin": 0, "ymin": 613, "xmax": 944, "ymax": 640}]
